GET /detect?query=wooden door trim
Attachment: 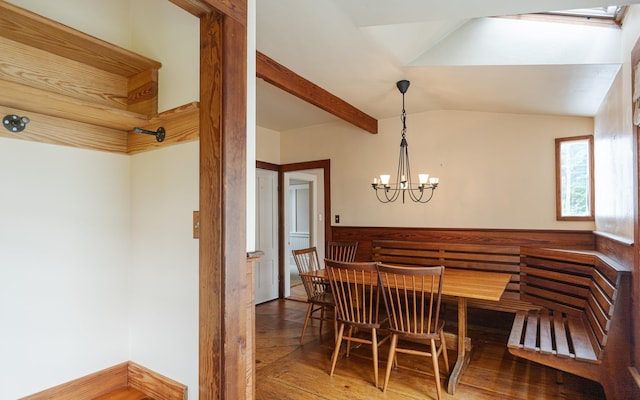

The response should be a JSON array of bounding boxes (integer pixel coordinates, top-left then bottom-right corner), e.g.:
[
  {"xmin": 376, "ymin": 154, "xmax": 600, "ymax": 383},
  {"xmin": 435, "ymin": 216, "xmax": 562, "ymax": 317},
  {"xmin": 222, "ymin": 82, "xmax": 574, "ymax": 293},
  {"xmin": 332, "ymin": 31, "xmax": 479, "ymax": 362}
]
[{"xmin": 278, "ymin": 159, "xmax": 331, "ymax": 297}]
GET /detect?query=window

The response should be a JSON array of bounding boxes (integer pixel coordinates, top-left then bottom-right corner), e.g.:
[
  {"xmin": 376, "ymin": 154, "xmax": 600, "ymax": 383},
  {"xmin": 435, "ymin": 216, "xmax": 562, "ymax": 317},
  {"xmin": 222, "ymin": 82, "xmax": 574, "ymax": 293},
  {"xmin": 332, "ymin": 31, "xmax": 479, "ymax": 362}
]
[{"xmin": 556, "ymin": 135, "xmax": 594, "ymax": 220}]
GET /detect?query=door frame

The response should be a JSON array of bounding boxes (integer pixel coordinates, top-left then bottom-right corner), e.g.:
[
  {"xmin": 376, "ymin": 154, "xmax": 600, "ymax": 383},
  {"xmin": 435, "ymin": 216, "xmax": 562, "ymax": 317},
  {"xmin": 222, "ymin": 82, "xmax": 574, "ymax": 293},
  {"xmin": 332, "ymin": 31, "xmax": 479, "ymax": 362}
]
[{"xmin": 257, "ymin": 159, "xmax": 331, "ymax": 298}]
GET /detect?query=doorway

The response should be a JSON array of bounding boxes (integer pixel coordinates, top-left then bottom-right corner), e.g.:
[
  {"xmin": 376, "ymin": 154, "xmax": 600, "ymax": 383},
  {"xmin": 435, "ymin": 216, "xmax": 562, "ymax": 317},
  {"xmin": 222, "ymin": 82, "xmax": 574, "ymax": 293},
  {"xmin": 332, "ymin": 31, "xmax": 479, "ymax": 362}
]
[{"xmin": 283, "ymin": 171, "xmax": 321, "ymax": 299}]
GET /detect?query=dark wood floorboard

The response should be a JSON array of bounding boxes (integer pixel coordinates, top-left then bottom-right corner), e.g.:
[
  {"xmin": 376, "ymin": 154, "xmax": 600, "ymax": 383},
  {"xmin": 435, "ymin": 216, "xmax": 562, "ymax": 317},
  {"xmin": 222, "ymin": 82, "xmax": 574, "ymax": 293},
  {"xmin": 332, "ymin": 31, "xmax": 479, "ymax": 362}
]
[{"xmin": 255, "ymin": 299, "xmax": 605, "ymax": 400}]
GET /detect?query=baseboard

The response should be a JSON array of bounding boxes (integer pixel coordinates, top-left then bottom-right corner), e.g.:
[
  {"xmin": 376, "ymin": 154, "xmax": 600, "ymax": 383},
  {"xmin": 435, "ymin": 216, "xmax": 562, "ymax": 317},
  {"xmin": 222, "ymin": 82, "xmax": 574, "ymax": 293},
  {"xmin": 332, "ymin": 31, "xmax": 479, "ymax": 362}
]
[
  {"xmin": 128, "ymin": 362, "xmax": 187, "ymax": 400},
  {"xmin": 20, "ymin": 361, "xmax": 187, "ymax": 400},
  {"xmin": 20, "ymin": 362, "xmax": 129, "ymax": 400}
]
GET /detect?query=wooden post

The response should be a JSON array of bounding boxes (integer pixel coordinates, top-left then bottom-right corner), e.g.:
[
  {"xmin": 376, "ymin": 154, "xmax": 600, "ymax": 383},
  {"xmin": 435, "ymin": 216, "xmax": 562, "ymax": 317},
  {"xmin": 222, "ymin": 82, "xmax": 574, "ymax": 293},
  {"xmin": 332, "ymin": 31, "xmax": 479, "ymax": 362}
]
[{"xmin": 198, "ymin": 3, "xmax": 248, "ymax": 399}]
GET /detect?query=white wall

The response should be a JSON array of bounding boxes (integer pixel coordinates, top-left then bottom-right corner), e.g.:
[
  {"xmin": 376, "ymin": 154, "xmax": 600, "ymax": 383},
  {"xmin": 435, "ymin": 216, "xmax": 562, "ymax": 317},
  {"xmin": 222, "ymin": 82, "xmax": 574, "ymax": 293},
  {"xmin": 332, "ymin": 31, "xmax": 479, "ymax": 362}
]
[
  {"xmin": 3, "ymin": 1, "xmax": 205, "ymax": 397},
  {"xmin": 257, "ymin": 125, "xmax": 281, "ymax": 164},
  {"xmin": 130, "ymin": 0, "xmax": 200, "ymax": 113},
  {"xmin": 0, "ymin": 138, "xmax": 131, "ymax": 398},
  {"xmin": 281, "ymin": 110, "xmax": 595, "ymax": 229},
  {"xmin": 6, "ymin": 0, "xmax": 132, "ymax": 48},
  {"xmin": 129, "ymin": 142, "xmax": 199, "ymax": 393}
]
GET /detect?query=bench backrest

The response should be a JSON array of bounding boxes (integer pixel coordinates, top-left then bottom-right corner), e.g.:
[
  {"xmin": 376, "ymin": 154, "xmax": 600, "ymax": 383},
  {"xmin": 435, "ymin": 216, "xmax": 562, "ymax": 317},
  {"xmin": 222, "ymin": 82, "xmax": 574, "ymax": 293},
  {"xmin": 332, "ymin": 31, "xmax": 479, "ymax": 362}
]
[
  {"xmin": 520, "ymin": 247, "xmax": 628, "ymax": 358},
  {"xmin": 372, "ymin": 240, "xmax": 522, "ymax": 300}
]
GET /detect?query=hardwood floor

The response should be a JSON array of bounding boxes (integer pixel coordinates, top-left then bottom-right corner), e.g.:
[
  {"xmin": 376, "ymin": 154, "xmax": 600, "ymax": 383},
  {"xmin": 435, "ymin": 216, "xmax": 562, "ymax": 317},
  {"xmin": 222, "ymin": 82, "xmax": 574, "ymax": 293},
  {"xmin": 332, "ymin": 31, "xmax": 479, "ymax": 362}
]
[{"xmin": 255, "ymin": 299, "xmax": 605, "ymax": 400}]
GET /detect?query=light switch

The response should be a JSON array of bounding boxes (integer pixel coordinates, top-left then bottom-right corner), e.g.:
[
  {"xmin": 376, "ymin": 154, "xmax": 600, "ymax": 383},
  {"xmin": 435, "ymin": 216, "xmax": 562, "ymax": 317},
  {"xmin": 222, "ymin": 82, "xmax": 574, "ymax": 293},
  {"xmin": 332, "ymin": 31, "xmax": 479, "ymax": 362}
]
[{"xmin": 193, "ymin": 211, "xmax": 200, "ymax": 239}]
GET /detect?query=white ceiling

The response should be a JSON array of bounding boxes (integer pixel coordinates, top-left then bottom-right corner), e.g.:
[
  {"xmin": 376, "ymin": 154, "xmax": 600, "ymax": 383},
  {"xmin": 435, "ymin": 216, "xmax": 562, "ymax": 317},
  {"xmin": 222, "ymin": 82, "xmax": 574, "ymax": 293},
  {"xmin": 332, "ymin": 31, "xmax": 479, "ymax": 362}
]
[{"xmin": 256, "ymin": 0, "xmax": 640, "ymax": 132}]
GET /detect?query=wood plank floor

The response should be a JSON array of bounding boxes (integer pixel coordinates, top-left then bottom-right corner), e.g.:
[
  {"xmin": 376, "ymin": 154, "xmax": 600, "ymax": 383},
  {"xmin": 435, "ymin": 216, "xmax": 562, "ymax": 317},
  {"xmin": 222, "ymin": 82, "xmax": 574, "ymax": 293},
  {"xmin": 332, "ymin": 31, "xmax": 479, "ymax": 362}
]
[{"xmin": 255, "ymin": 299, "xmax": 605, "ymax": 400}]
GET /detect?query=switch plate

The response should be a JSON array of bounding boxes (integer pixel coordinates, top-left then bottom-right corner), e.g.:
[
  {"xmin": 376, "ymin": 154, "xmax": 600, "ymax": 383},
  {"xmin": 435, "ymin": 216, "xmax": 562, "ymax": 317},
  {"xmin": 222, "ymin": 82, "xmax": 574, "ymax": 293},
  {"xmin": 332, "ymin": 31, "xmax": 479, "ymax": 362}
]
[
  {"xmin": 193, "ymin": 211, "xmax": 200, "ymax": 239},
  {"xmin": 335, "ymin": 214, "xmax": 340, "ymax": 224}
]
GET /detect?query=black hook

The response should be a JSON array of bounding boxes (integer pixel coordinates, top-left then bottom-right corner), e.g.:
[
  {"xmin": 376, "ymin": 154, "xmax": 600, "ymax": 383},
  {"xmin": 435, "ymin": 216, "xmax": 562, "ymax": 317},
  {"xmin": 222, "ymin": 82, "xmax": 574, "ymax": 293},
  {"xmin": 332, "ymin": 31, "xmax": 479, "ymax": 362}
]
[
  {"xmin": 3, "ymin": 114, "xmax": 30, "ymax": 133},
  {"xmin": 133, "ymin": 126, "xmax": 166, "ymax": 142}
]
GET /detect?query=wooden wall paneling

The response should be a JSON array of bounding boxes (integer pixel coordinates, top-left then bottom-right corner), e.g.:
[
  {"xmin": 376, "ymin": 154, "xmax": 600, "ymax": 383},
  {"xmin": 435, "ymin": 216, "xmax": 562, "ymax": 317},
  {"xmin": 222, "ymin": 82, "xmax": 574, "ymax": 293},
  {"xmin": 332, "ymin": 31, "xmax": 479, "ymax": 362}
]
[
  {"xmin": 0, "ymin": 105, "xmax": 128, "ymax": 153},
  {"xmin": 256, "ymin": 51, "xmax": 378, "ymax": 134},
  {"xmin": 594, "ymin": 231, "xmax": 634, "ymax": 268},
  {"xmin": 127, "ymin": 102, "xmax": 200, "ymax": 154},
  {"xmin": 331, "ymin": 226, "xmax": 596, "ymax": 262}
]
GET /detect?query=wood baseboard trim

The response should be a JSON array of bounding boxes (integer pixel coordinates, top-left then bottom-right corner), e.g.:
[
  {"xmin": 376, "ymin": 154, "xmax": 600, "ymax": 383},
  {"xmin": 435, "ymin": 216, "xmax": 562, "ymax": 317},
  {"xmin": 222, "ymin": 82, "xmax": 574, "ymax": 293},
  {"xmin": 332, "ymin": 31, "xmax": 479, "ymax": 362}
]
[
  {"xmin": 19, "ymin": 361, "xmax": 187, "ymax": 400},
  {"xmin": 19, "ymin": 362, "xmax": 129, "ymax": 400},
  {"xmin": 128, "ymin": 362, "xmax": 187, "ymax": 400}
]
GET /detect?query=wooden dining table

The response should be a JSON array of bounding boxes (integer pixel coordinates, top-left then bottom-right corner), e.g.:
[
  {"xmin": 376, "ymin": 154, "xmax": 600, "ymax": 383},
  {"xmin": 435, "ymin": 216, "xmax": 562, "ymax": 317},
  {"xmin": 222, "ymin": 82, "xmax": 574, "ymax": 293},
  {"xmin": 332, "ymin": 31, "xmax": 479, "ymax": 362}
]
[{"xmin": 299, "ymin": 267, "xmax": 511, "ymax": 394}]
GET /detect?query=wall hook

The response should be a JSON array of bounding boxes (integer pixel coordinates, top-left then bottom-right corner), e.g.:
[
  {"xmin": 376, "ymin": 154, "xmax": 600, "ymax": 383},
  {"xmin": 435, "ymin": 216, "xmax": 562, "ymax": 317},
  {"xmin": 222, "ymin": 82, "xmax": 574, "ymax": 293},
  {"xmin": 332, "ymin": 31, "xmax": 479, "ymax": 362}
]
[
  {"xmin": 133, "ymin": 126, "xmax": 166, "ymax": 142},
  {"xmin": 3, "ymin": 114, "xmax": 30, "ymax": 133}
]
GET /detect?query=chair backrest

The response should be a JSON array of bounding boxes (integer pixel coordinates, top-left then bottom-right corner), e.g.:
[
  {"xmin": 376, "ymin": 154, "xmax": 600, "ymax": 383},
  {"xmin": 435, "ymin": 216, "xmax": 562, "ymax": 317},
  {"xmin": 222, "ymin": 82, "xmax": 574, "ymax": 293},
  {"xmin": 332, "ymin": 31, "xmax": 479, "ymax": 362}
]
[
  {"xmin": 293, "ymin": 247, "xmax": 325, "ymax": 300},
  {"xmin": 292, "ymin": 247, "xmax": 321, "ymax": 274},
  {"xmin": 377, "ymin": 263, "xmax": 444, "ymax": 337},
  {"xmin": 326, "ymin": 241, "xmax": 358, "ymax": 262},
  {"xmin": 325, "ymin": 259, "xmax": 381, "ymax": 328}
]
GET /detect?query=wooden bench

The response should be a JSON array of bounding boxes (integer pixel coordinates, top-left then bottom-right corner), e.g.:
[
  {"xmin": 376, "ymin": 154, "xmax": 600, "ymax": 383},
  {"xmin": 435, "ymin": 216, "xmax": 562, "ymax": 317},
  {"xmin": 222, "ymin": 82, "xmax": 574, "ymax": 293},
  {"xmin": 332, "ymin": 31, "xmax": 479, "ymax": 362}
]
[
  {"xmin": 508, "ymin": 247, "xmax": 632, "ymax": 399},
  {"xmin": 371, "ymin": 240, "xmax": 536, "ymax": 313}
]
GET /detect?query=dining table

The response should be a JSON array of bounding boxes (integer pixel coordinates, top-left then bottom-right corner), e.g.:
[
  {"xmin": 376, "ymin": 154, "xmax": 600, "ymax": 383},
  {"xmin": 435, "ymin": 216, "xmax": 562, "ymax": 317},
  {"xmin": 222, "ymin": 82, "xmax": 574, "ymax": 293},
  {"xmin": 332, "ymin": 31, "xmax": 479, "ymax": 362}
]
[{"xmin": 299, "ymin": 267, "xmax": 512, "ymax": 394}]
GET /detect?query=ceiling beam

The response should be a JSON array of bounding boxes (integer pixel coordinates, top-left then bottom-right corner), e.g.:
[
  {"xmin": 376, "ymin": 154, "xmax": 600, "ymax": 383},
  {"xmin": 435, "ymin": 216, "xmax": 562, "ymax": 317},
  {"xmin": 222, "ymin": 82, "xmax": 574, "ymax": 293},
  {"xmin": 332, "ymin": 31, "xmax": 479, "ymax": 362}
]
[
  {"xmin": 256, "ymin": 51, "xmax": 378, "ymax": 134},
  {"xmin": 170, "ymin": 0, "xmax": 246, "ymax": 25}
]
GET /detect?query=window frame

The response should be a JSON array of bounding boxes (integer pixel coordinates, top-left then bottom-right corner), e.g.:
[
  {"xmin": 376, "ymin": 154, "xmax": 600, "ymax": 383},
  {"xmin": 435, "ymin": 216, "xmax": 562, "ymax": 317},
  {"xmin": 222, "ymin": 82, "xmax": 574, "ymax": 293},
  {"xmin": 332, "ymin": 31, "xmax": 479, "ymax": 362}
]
[{"xmin": 555, "ymin": 135, "xmax": 595, "ymax": 221}]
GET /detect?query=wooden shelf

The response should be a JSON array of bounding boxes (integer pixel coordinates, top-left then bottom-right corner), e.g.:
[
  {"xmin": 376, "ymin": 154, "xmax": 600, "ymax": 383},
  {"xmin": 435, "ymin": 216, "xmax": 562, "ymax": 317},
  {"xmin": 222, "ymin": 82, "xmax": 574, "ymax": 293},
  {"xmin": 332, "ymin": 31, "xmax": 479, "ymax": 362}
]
[
  {"xmin": 0, "ymin": 1, "xmax": 197, "ymax": 154},
  {"xmin": 0, "ymin": 1, "xmax": 160, "ymax": 77}
]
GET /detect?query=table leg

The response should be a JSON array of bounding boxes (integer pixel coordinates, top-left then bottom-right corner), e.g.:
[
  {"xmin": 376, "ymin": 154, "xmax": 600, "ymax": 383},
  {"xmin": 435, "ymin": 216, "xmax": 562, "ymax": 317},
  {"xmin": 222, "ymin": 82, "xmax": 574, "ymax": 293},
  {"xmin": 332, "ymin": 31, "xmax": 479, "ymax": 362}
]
[{"xmin": 447, "ymin": 297, "xmax": 471, "ymax": 394}]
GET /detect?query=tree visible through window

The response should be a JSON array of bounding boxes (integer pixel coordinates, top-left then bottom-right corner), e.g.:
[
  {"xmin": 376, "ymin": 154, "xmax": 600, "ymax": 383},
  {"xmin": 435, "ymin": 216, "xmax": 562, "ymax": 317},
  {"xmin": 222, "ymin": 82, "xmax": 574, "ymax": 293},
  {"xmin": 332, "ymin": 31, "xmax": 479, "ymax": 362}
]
[{"xmin": 555, "ymin": 135, "xmax": 594, "ymax": 220}]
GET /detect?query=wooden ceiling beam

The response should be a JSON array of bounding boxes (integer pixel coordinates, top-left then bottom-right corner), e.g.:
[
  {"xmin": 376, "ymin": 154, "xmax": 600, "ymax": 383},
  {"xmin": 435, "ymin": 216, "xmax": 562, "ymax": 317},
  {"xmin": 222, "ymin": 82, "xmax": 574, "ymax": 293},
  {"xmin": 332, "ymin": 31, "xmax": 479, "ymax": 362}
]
[
  {"xmin": 256, "ymin": 51, "xmax": 378, "ymax": 134},
  {"xmin": 169, "ymin": 0, "xmax": 246, "ymax": 25}
]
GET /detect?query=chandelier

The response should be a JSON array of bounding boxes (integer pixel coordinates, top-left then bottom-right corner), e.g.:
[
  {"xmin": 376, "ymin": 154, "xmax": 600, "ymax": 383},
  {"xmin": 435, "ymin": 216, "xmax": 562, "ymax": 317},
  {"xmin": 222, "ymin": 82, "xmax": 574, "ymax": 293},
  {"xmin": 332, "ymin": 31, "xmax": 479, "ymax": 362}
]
[{"xmin": 371, "ymin": 80, "xmax": 439, "ymax": 203}]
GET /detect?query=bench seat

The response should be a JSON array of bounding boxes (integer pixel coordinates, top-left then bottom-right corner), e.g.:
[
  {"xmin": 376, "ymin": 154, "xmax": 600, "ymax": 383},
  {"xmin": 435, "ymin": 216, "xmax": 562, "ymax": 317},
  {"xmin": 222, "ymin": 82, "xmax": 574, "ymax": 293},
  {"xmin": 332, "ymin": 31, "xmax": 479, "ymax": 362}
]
[
  {"xmin": 508, "ymin": 247, "xmax": 632, "ymax": 399},
  {"xmin": 509, "ymin": 309, "xmax": 598, "ymax": 362}
]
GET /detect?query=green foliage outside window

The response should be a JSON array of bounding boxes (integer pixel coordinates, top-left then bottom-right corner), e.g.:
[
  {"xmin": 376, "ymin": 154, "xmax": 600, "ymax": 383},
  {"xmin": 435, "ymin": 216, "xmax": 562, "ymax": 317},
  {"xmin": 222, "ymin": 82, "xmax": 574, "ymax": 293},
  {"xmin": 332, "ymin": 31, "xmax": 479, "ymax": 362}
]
[{"xmin": 556, "ymin": 136, "xmax": 594, "ymax": 220}]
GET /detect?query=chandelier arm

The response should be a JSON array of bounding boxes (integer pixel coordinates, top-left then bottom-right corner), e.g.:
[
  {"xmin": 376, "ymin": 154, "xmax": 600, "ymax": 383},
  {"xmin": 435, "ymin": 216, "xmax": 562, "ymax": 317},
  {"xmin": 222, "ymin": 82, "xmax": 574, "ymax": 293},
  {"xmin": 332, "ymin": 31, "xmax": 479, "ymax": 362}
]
[{"xmin": 418, "ymin": 187, "xmax": 436, "ymax": 203}]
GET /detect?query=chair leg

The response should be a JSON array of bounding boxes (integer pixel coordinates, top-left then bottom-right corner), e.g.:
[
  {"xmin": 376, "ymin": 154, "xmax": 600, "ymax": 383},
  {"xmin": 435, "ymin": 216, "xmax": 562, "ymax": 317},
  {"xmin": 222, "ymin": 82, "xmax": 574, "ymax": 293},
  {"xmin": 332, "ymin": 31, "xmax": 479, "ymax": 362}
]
[
  {"xmin": 382, "ymin": 334, "xmax": 398, "ymax": 393},
  {"xmin": 346, "ymin": 326, "xmax": 354, "ymax": 356},
  {"xmin": 329, "ymin": 323, "xmax": 346, "ymax": 377},
  {"xmin": 300, "ymin": 303, "xmax": 314, "ymax": 344},
  {"xmin": 431, "ymin": 338, "xmax": 443, "ymax": 400},
  {"xmin": 372, "ymin": 328, "xmax": 379, "ymax": 388},
  {"xmin": 439, "ymin": 329, "xmax": 450, "ymax": 373}
]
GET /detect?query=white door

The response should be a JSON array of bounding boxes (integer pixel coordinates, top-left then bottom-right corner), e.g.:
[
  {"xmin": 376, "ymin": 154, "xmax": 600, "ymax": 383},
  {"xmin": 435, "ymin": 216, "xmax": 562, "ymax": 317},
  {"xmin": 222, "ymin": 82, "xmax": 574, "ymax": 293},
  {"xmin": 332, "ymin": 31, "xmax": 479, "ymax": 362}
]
[{"xmin": 255, "ymin": 168, "xmax": 279, "ymax": 304}]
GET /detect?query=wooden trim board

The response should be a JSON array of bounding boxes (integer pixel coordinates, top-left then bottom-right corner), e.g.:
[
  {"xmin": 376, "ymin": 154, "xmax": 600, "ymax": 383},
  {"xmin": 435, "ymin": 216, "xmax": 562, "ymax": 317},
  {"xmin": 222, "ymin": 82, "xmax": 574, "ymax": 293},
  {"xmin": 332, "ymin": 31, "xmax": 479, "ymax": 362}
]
[{"xmin": 19, "ymin": 361, "xmax": 187, "ymax": 400}]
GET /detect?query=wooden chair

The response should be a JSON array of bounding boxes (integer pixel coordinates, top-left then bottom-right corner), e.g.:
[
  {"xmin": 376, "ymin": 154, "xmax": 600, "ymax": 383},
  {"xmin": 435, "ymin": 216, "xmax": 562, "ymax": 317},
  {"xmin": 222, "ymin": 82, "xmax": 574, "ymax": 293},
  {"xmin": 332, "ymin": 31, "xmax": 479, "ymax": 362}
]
[
  {"xmin": 326, "ymin": 241, "xmax": 358, "ymax": 262},
  {"xmin": 292, "ymin": 247, "xmax": 334, "ymax": 344},
  {"xmin": 324, "ymin": 259, "xmax": 389, "ymax": 388},
  {"xmin": 377, "ymin": 264, "xmax": 449, "ymax": 400}
]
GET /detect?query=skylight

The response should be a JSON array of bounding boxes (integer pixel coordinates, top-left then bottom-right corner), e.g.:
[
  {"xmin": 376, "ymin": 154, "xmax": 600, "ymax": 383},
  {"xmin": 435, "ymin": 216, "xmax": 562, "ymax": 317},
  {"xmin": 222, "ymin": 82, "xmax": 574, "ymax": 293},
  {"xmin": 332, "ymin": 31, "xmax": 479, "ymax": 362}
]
[
  {"xmin": 541, "ymin": 6, "xmax": 627, "ymax": 25},
  {"xmin": 547, "ymin": 6, "xmax": 622, "ymax": 19}
]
